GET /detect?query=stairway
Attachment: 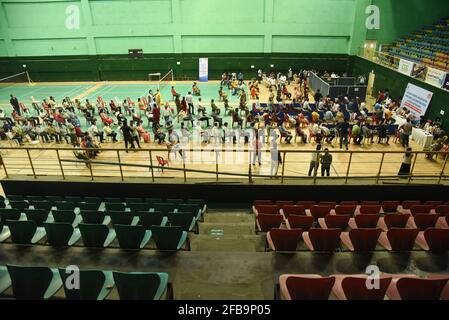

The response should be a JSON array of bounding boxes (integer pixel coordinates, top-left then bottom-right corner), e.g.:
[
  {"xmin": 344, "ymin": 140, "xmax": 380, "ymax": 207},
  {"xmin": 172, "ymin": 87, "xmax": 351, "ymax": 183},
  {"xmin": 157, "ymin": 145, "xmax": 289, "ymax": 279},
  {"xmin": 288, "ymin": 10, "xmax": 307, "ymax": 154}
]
[{"xmin": 190, "ymin": 209, "xmax": 266, "ymax": 252}]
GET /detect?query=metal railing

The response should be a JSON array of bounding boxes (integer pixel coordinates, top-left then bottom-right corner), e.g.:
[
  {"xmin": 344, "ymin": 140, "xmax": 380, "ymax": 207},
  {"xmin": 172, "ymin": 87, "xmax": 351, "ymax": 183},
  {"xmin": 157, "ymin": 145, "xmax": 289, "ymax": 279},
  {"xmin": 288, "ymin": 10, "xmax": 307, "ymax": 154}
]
[{"xmin": 0, "ymin": 146, "xmax": 448, "ymax": 185}]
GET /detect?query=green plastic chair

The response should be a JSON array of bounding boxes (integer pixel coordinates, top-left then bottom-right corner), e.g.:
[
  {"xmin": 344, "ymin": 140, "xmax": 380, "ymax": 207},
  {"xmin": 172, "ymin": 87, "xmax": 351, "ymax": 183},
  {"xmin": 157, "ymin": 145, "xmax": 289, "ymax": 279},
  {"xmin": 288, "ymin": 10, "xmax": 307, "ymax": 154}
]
[
  {"xmin": 125, "ymin": 197, "xmax": 144, "ymax": 204},
  {"xmin": 0, "ymin": 199, "xmax": 5, "ymax": 209},
  {"xmin": 79, "ymin": 223, "xmax": 116, "ymax": 248},
  {"xmin": 109, "ymin": 211, "xmax": 139, "ymax": 226},
  {"xmin": 81, "ymin": 211, "xmax": 111, "ymax": 225},
  {"xmin": 64, "ymin": 196, "xmax": 83, "ymax": 203},
  {"xmin": 104, "ymin": 197, "xmax": 122, "ymax": 203},
  {"xmin": 150, "ymin": 226, "xmax": 189, "ymax": 251},
  {"xmin": 58, "ymin": 268, "xmax": 114, "ymax": 300},
  {"xmin": 127, "ymin": 203, "xmax": 151, "ymax": 213},
  {"xmin": 178, "ymin": 203, "xmax": 202, "ymax": 220},
  {"xmin": 166, "ymin": 199, "xmax": 184, "ymax": 205},
  {"xmin": 54, "ymin": 201, "xmax": 76, "ymax": 211},
  {"xmin": 25, "ymin": 209, "xmax": 51, "ymax": 226},
  {"xmin": 84, "ymin": 197, "xmax": 102, "ymax": 204},
  {"xmin": 30, "ymin": 200, "xmax": 53, "ymax": 211},
  {"xmin": 0, "ymin": 221, "xmax": 11, "ymax": 242},
  {"xmin": 187, "ymin": 199, "xmax": 207, "ymax": 214},
  {"xmin": 7, "ymin": 195, "xmax": 26, "ymax": 202},
  {"xmin": 8, "ymin": 220, "xmax": 46, "ymax": 244},
  {"xmin": 44, "ymin": 222, "xmax": 81, "ymax": 247},
  {"xmin": 105, "ymin": 203, "xmax": 126, "ymax": 212},
  {"xmin": 9, "ymin": 200, "xmax": 30, "ymax": 211},
  {"xmin": 7, "ymin": 265, "xmax": 63, "ymax": 299},
  {"xmin": 26, "ymin": 196, "xmax": 44, "ymax": 202},
  {"xmin": 139, "ymin": 211, "xmax": 168, "ymax": 229},
  {"xmin": 78, "ymin": 203, "xmax": 100, "ymax": 211},
  {"xmin": 145, "ymin": 198, "xmax": 163, "ymax": 205},
  {"xmin": 45, "ymin": 196, "xmax": 65, "ymax": 202},
  {"xmin": 170, "ymin": 212, "xmax": 197, "ymax": 232},
  {"xmin": 115, "ymin": 224, "xmax": 152, "ymax": 249},
  {"xmin": 0, "ymin": 208, "xmax": 21, "ymax": 225},
  {"xmin": 113, "ymin": 271, "xmax": 169, "ymax": 300},
  {"xmin": 152, "ymin": 203, "xmax": 177, "ymax": 216},
  {"xmin": 52, "ymin": 210, "xmax": 82, "ymax": 227},
  {"xmin": 0, "ymin": 265, "xmax": 12, "ymax": 294}
]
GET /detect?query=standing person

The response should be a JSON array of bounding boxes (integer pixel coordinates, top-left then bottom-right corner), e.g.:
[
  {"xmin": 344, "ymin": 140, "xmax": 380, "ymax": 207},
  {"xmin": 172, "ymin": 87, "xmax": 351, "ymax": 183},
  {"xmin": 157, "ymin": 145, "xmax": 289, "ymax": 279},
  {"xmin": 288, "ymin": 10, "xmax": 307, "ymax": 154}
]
[
  {"xmin": 398, "ymin": 148, "xmax": 414, "ymax": 178},
  {"xmin": 270, "ymin": 140, "xmax": 282, "ymax": 179},
  {"xmin": 399, "ymin": 118, "xmax": 413, "ymax": 148},
  {"xmin": 338, "ymin": 119, "xmax": 350, "ymax": 150},
  {"xmin": 121, "ymin": 120, "xmax": 135, "ymax": 152},
  {"xmin": 320, "ymin": 148, "xmax": 333, "ymax": 177},
  {"xmin": 10, "ymin": 94, "xmax": 21, "ymax": 116},
  {"xmin": 186, "ymin": 92, "xmax": 194, "ymax": 115},
  {"xmin": 308, "ymin": 144, "xmax": 322, "ymax": 177},
  {"xmin": 130, "ymin": 120, "xmax": 141, "ymax": 149},
  {"xmin": 250, "ymin": 125, "xmax": 262, "ymax": 166}
]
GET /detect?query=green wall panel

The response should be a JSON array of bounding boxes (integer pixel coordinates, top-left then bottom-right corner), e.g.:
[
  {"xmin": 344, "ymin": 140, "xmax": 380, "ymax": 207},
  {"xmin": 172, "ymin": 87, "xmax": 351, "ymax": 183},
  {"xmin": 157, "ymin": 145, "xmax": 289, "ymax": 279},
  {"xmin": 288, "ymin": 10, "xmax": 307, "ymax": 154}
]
[
  {"xmin": 12, "ymin": 38, "xmax": 89, "ymax": 56},
  {"xmin": 95, "ymin": 36, "xmax": 174, "ymax": 54},
  {"xmin": 182, "ymin": 36, "xmax": 265, "ymax": 53},
  {"xmin": 272, "ymin": 36, "xmax": 349, "ymax": 54},
  {"xmin": 0, "ymin": 40, "xmax": 7, "ymax": 56}
]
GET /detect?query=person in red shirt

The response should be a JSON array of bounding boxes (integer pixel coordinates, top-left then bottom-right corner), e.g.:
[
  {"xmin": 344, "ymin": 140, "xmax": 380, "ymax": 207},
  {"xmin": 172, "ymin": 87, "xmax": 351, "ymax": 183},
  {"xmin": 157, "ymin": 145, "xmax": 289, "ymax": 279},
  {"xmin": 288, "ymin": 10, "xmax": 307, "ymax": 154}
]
[{"xmin": 171, "ymin": 86, "xmax": 178, "ymax": 101}]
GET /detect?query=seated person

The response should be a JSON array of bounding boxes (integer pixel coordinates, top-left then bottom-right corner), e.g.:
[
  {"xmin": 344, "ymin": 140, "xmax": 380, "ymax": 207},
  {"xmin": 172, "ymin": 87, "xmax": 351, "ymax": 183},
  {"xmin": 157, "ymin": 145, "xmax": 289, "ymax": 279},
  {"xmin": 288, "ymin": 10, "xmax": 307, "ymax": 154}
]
[
  {"xmin": 103, "ymin": 123, "xmax": 118, "ymax": 142},
  {"xmin": 351, "ymin": 122, "xmax": 362, "ymax": 144},
  {"xmin": 282, "ymin": 85, "xmax": 292, "ymax": 100},
  {"xmin": 295, "ymin": 123, "xmax": 308, "ymax": 143},
  {"xmin": 377, "ymin": 122, "xmax": 390, "ymax": 144},
  {"xmin": 211, "ymin": 99, "xmax": 220, "ymax": 115},
  {"xmin": 218, "ymin": 87, "xmax": 228, "ymax": 101},
  {"xmin": 278, "ymin": 123, "xmax": 292, "ymax": 144},
  {"xmin": 192, "ymin": 82, "xmax": 201, "ymax": 96}
]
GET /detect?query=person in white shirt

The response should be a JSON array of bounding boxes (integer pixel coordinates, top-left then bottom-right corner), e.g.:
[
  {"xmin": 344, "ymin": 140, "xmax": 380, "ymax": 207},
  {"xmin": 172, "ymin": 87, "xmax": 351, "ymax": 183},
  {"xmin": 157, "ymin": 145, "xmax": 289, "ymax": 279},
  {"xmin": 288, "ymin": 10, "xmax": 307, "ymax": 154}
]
[
  {"xmin": 197, "ymin": 98, "xmax": 205, "ymax": 116},
  {"xmin": 88, "ymin": 120, "xmax": 104, "ymax": 143},
  {"xmin": 185, "ymin": 92, "xmax": 194, "ymax": 115}
]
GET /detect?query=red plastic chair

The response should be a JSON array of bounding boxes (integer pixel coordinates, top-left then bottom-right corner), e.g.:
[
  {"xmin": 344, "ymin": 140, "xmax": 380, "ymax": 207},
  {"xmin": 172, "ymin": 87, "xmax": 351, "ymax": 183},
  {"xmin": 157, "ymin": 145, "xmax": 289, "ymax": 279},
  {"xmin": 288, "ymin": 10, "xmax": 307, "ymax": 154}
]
[
  {"xmin": 387, "ymin": 277, "xmax": 449, "ymax": 300},
  {"xmin": 318, "ymin": 201, "xmax": 337, "ymax": 209},
  {"xmin": 401, "ymin": 200, "xmax": 421, "ymax": 211},
  {"xmin": 359, "ymin": 205, "xmax": 381, "ymax": 215},
  {"xmin": 426, "ymin": 275, "xmax": 449, "ymax": 300},
  {"xmin": 254, "ymin": 205, "xmax": 280, "ymax": 215},
  {"xmin": 281, "ymin": 205, "xmax": 306, "ymax": 218},
  {"xmin": 361, "ymin": 201, "xmax": 380, "ymax": 206},
  {"xmin": 256, "ymin": 214, "xmax": 284, "ymax": 233},
  {"xmin": 275, "ymin": 201, "xmax": 295, "ymax": 207},
  {"xmin": 266, "ymin": 229, "xmax": 303, "ymax": 251},
  {"xmin": 308, "ymin": 205, "xmax": 332, "ymax": 221},
  {"xmin": 318, "ymin": 215, "xmax": 350, "ymax": 230},
  {"xmin": 381, "ymin": 201, "xmax": 401, "ymax": 214},
  {"xmin": 416, "ymin": 228, "xmax": 449, "ymax": 252},
  {"xmin": 297, "ymin": 201, "xmax": 316, "ymax": 210},
  {"xmin": 424, "ymin": 201, "xmax": 443, "ymax": 209},
  {"xmin": 156, "ymin": 156, "xmax": 169, "ymax": 172},
  {"xmin": 436, "ymin": 214, "xmax": 449, "ymax": 229},
  {"xmin": 253, "ymin": 200, "xmax": 273, "ymax": 206},
  {"xmin": 410, "ymin": 205, "xmax": 433, "ymax": 215},
  {"xmin": 408, "ymin": 214, "xmax": 439, "ymax": 230},
  {"xmin": 340, "ymin": 228, "xmax": 381, "ymax": 252},
  {"xmin": 349, "ymin": 214, "xmax": 380, "ymax": 229},
  {"xmin": 332, "ymin": 275, "xmax": 392, "ymax": 300},
  {"xmin": 435, "ymin": 205, "xmax": 449, "ymax": 216},
  {"xmin": 279, "ymin": 275, "xmax": 335, "ymax": 300},
  {"xmin": 378, "ymin": 228, "xmax": 419, "ymax": 251},
  {"xmin": 286, "ymin": 215, "xmax": 314, "ymax": 230},
  {"xmin": 340, "ymin": 201, "xmax": 359, "ymax": 206},
  {"xmin": 378, "ymin": 214, "xmax": 411, "ymax": 231},
  {"xmin": 302, "ymin": 228, "xmax": 341, "ymax": 252},
  {"xmin": 334, "ymin": 205, "xmax": 357, "ymax": 217}
]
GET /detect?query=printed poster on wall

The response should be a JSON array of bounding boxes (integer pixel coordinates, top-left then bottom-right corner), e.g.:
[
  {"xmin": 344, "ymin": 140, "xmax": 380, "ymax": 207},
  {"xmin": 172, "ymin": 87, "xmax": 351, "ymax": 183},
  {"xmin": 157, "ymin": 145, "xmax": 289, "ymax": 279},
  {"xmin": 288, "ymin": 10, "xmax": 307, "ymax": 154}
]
[
  {"xmin": 398, "ymin": 59, "xmax": 415, "ymax": 76},
  {"xmin": 425, "ymin": 67, "xmax": 447, "ymax": 88},
  {"xmin": 199, "ymin": 58, "xmax": 208, "ymax": 82},
  {"xmin": 400, "ymin": 83, "xmax": 434, "ymax": 117}
]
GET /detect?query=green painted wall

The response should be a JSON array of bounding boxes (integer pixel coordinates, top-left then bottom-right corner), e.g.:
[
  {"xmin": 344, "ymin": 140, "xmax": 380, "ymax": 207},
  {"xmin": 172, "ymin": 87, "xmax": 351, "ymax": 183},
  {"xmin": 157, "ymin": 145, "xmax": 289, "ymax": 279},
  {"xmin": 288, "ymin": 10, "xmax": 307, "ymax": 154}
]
[
  {"xmin": 367, "ymin": 0, "xmax": 449, "ymax": 45},
  {"xmin": 349, "ymin": 56, "xmax": 449, "ymax": 131},
  {"xmin": 0, "ymin": 0, "xmax": 365, "ymax": 56}
]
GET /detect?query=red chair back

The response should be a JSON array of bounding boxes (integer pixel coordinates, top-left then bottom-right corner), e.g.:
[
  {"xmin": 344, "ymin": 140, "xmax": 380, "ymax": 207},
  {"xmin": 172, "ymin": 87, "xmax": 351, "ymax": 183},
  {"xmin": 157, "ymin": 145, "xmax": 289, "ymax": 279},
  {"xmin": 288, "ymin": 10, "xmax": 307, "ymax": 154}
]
[
  {"xmin": 435, "ymin": 205, "xmax": 449, "ymax": 216},
  {"xmin": 410, "ymin": 205, "xmax": 433, "ymax": 215},
  {"xmin": 340, "ymin": 201, "xmax": 359, "ymax": 206},
  {"xmin": 424, "ymin": 229, "xmax": 449, "ymax": 253},
  {"xmin": 268, "ymin": 229, "xmax": 303, "ymax": 251},
  {"xmin": 348, "ymin": 228, "xmax": 381, "ymax": 252},
  {"xmin": 255, "ymin": 205, "xmax": 279, "ymax": 215},
  {"xmin": 297, "ymin": 201, "xmax": 316, "ymax": 210},
  {"xmin": 413, "ymin": 214, "xmax": 439, "ymax": 230},
  {"xmin": 156, "ymin": 156, "xmax": 167, "ymax": 166},
  {"xmin": 318, "ymin": 201, "xmax": 336, "ymax": 209},
  {"xmin": 335, "ymin": 205, "xmax": 356, "ymax": 216},
  {"xmin": 309, "ymin": 228, "xmax": 341, "ymax": 252},
  {"xmin": 282, "ymin": 205, "xmax": 305, "ymax": 218},
  {"xmin": 384, "ymin": 214, "xmax": 410, "ymax": 229},
  {"xmin": 381, "ymin": 201, "xmax": 400, "ymax": 213},
  {"xmin": 342, "ymin": 277, "xmax": 392, "ymax": 300},
  {"xmin": 402, "ymin": 200, "xmax": 421, "ymax": 210},
  {"xmin": 424, "ymin": 201, "xmax": 443, "ymax": 209},
  {"xmin": 288, "ymin": 215, "xmax": 314, "ymax": 230},
  {"xmin": 286, "ymin": 276, "xmax": 335, "ymax": 300},
  {"xmin": 256, "ymin": 214, "xmax": 284, "ymax": 232},
  {"xmin": 253, "ymin": 200, "xmax": 273, "ymax": 206},
  {"xmin": 359, "ymin": 205, "xmax": 381, "ymax": 215},
  {"xmin": 396, "ymin": 278, "xmax": 448, "ymax": 300},
  {"xmin": 324, "ymin": 215, "xmax": 350, "ymax": 229},
  {"xmin": 361, "ymin": 201, "xmax": 380, "ymax": 206},
  {"xmin": 387, "ymin": 228, "xmax": 419, "ymax": 251},
  {"xmin": 310, "ymin": 205, "xmax": 331, "ymax": 221},
  {"xmin": 275, "ymin": 201, "xmax": 295, "ymax": 207},
  {"xmin": 354, "ymin": 214, "xmax": 380, "ymax": 228}
]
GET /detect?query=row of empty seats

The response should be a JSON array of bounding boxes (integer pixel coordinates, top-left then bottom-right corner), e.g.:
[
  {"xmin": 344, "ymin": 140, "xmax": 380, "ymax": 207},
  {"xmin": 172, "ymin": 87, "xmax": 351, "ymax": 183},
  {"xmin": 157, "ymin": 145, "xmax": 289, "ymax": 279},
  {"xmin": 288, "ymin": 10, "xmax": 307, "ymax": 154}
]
[
  {"xmin": 276, "ymin": 274, "xmax": 449, "ymax": 300},
  {"xmin": 0, "ymin": 264, "xmax": 173, "ymax": 300}
]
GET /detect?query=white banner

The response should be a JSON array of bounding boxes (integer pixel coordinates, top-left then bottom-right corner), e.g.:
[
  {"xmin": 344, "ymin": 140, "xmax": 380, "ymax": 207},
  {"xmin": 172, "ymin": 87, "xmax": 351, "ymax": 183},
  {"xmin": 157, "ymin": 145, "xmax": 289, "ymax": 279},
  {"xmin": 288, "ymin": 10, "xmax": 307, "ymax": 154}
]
[
  {"xmin": 400, "ymin": 83, "xmax": 434, "ymax": 118},
  {"xmin": 199, "ymin": 58, "xmax": 208, "ymax": 82},
  {"xmin": 398, "ymin": 59, "xmax": 415, "ymax": 76},
  {"xmin": 425, "ymin": 67, "xmax": 447, "ymax": 88}
]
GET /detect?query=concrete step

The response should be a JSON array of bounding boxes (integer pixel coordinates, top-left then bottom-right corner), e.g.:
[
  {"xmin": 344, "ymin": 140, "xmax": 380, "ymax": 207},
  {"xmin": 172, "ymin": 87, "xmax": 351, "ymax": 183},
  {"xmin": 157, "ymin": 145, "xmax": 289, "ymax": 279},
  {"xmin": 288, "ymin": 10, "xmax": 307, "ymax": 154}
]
[
  {"xmin": 190, "ymin": 234, "xmax": 266, "ymax": 252},
  {"xmin": 204, "ymin": 212, "xmax": 253, "ymax": 223},
  {"xmin": 199, "ymin": 222, "xmax": 255, "ymax": 235}
]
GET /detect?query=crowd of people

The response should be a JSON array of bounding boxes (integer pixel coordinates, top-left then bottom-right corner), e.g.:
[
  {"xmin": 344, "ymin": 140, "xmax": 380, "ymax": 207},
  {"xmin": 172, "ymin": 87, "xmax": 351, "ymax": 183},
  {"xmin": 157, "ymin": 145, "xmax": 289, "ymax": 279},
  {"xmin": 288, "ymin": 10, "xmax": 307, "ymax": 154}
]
[{"xmin": 1, "ymin": 68, "xmax": 448, "ymax": 177}]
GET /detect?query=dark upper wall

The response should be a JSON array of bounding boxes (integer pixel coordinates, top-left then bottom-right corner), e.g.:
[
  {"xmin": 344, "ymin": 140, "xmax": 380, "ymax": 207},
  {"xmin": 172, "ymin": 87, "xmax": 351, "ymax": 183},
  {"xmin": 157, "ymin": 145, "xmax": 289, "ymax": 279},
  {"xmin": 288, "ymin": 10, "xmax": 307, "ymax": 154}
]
[{"xmin": 349, "ymin": 56, "xmax": 449, "ymax": 130}]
